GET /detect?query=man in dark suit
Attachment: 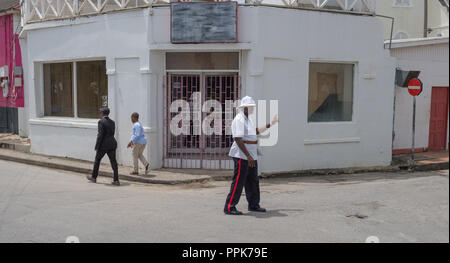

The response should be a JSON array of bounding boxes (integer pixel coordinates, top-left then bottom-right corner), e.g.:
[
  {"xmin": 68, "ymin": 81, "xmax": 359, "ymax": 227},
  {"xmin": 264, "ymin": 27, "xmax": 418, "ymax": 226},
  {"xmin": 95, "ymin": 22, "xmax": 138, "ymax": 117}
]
[{"xmin": 87, "ymin": 108, "xmax": 120, "ymax": 186}]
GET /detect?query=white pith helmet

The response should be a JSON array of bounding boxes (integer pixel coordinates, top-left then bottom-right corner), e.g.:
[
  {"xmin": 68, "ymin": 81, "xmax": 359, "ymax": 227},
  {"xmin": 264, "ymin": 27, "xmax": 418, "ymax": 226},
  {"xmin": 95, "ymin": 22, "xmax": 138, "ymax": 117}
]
[{"xmin": 238, "ymin": 96, "xmax": 256, "ymax": 108}]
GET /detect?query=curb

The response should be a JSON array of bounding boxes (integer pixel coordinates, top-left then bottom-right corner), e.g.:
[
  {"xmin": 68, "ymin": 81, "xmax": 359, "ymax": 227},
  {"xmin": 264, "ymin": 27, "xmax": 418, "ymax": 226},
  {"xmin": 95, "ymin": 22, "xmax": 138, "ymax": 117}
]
[
  {"xmin": 0, "ymin": 153, "xmax": 209, "ymax": 185},
  {"xmin": 260, "ymin": 161, "xmax": 449, "ymax": 179},
  {"xmin": 411, "ymin": 162, "xmax": 449, "ymax": 171},
  {"xmin": 0, "ymin": 151, "xmax": 447, "ymax": 185},
  {"xmin": 260, "ymin": 166, "xmax": 402, "ymax": 179}
]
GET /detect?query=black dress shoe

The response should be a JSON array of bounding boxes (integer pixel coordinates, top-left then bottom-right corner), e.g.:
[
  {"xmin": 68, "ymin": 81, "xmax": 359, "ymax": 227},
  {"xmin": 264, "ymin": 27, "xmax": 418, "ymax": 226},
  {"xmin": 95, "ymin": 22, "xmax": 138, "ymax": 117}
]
[
  {"xmin": 111, "ymin": 181, "xmax": 120, "ymax": 186},
  {"xmin": 249, "ymin": 207, "xmax": 266, "ymax": 212},
  {"xmin": 86, "ymin": 175, "xmax": 96, "ymax": 183},
  {"xmin": 224, "ymin": 210, "xmax": 243, "ymax": 215}
]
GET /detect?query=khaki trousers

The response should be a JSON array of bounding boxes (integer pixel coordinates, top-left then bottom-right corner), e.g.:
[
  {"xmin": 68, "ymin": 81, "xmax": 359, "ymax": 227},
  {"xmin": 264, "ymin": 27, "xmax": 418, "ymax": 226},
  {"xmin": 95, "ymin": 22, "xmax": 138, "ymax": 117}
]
[{"xmin": 132, "ymin": 143, "xmax": 149, "ymax": 172}]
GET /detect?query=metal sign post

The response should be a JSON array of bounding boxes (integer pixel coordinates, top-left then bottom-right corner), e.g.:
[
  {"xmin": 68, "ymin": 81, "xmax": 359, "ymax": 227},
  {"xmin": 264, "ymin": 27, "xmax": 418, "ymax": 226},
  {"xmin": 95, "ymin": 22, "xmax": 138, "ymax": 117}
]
[
  {"xmin": 407, "ymin": 78, "xmax": 423, "ymax": 169},
  {"xmin": 412, "ymin": 96, "xmax": 416, "ymax": 167}
]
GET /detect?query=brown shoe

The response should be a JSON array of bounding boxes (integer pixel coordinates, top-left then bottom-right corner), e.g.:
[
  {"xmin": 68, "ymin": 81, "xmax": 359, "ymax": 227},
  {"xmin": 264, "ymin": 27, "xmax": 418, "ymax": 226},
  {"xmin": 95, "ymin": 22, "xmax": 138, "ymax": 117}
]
[
  {"xmin": 145, "ymin": 164, "xmax": 150, "ymax": 175},
  {"xmin": 111, "ymin": 181, "xmax": 120, "ymax": 186},
  {"xmin": 86, "ymin": 175, "xmax": 96, "ymax": 183},
  {"xmin": 130, "ymin": 171, "xmax": 139, "ymax": 175}
]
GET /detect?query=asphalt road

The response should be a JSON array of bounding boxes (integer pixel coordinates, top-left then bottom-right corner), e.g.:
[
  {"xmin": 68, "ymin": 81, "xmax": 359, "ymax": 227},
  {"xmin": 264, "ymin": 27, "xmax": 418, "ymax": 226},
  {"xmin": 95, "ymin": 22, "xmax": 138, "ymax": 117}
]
[{"xmin": 0, "ymin": 160, "xmax": 448, "ymax": 243}]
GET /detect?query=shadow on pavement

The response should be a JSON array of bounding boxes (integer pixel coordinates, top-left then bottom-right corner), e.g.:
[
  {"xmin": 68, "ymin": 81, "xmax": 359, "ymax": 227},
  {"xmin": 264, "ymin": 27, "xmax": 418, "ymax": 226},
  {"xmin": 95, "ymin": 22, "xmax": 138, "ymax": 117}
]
[
  {"xmin": 243, "ymin": 208, "xmax": 304, "ymax": 219},
  {"xmin": 88, "ymin": 181, "xmax": 132, "ymax": 187}
]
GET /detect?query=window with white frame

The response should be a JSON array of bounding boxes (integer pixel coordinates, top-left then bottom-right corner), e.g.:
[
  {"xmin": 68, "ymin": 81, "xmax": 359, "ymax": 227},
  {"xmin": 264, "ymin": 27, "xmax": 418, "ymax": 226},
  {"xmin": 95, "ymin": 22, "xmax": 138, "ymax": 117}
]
[
  {"xmin": 393, "ymin": 0, "xmax": 412, "ymax": 7},
  {"xmin": 308, "ymin": 62, "xmax": 354, "ymax": 122},
  {"xmin": 43, "ymin": 61, "xmax": 108, "ymax": 118}
]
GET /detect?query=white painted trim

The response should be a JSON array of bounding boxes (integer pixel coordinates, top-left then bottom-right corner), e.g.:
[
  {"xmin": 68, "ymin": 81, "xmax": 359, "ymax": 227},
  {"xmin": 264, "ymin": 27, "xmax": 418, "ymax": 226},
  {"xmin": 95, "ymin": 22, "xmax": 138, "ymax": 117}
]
[
  {"xmin": 29, "ymin": 117, "xmax": 155, "ymax": 133},
  {"xmin": 385, "ymin": 37, "xmax": 449, "ymax": 49},
  {"xmin": 165, "ymin": 70, "xmax": 239, "ymax": 73},
  {"xmin": 363, "ymin": 73, "xmax": 376, "ymax": 79},
  {"xmin": 29, "ymin": 117, "xmax": 98, "ymax": 129},
  {"xmin": 304, "ymin": 137, "xmax": 361, "ymax": 145},
  {"xmin": 140, "ymin": 68, "xmax": 153, "ymax": 74},
  {"xmin": 37, "ymin": 57, "xmax": 106, "ymax": 63},
  {"xmin": 249, "ymin": 71, "xmax": 264, "ymax": 76},
  {"xmin": 150, "ymin": 43, "xmax": 252, "ymax": 51}
]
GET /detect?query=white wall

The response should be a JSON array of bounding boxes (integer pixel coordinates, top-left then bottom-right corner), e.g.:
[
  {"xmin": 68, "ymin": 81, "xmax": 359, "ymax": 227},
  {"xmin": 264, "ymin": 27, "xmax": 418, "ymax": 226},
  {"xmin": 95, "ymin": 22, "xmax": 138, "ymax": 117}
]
[
  {"xmin": 253, "ymin": 8, "xmax": 396, "ymax": 173},
  {"xmin": 391, "ymin": 41, "xmax": 449, "ymax": 151},
  {"xmin": 17, "ymin": 10, "xmax": 29, "ymax": 137},
  {"xmin": 21, "ymin": 6, "xmax": 396, "ymax": 173},
  {"xmin": 22, "ymin": 9, "xmax": 153, "ymax": 165}
]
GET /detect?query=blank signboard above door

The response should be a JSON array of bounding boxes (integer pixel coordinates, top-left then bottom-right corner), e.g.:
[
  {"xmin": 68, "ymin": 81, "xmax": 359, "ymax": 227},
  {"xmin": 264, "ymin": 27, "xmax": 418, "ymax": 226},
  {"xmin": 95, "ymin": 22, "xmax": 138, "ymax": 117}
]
[{"xmin": 170, "ymin": 2, "xmax": 238, "ymax": 44}]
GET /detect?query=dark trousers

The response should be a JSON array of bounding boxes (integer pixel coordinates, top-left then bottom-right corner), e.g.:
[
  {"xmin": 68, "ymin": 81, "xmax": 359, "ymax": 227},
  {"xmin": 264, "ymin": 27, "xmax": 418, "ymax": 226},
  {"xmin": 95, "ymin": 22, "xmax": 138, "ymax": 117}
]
[
  {"xmin": 92, "ymin": 149, "xmax": 119, "ymax": 182},
  {"xmin": 224, "ymin": 158, "xmax": 260, "ymax": 212}
]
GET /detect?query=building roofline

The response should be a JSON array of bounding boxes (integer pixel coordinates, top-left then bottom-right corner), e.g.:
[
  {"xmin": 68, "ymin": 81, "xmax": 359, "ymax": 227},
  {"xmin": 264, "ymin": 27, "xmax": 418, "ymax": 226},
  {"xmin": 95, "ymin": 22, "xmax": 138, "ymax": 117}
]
[
  {"xmin": 23, "ymin": 2, "xmax": 375, "ymax": 25},
  {"xmin": 0, "ymin": 0, "xmax": 20, "ymax": 13},
  {"xmin": 385, "ymin": 37, "xmax": 449, "ymax": 49}
]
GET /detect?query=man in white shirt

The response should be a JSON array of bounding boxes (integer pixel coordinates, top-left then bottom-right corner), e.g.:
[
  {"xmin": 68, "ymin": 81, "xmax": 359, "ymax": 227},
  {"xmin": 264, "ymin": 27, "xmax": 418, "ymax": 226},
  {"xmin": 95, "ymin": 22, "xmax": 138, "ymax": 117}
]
[{"xmin": 224, "ymin": 96, "xmax": 279, "ymax": 215}]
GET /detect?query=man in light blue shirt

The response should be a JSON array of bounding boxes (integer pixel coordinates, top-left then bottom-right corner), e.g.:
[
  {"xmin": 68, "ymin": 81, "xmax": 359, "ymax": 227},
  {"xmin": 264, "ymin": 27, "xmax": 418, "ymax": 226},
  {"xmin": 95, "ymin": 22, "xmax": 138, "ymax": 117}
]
[{"xmin": 127, "ymin": 112, "xmax": 149, "ymax": 175}]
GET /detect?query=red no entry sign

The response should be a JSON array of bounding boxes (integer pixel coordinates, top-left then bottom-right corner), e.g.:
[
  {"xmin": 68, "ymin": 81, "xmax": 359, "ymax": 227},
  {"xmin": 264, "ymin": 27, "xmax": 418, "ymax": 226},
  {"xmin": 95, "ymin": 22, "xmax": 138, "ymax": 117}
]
[{"xmin": 408, "ymin": 78, "xmax": 423, "ymax": 96}]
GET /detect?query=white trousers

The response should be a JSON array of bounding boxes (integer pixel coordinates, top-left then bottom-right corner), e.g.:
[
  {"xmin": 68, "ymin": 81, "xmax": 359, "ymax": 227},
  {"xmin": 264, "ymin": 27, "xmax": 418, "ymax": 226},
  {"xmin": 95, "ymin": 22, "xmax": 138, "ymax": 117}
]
[{"xmin": 132, "ymin": 143, "xmax": 149, "ymax": 172}]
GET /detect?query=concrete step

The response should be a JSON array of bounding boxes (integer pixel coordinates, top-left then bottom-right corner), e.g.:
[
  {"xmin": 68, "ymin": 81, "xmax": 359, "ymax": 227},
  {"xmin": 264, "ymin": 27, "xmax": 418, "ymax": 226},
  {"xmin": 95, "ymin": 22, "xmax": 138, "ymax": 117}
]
[{"xmin": 0, "ymin": 140, "xmax": 31, "ymax": 153}]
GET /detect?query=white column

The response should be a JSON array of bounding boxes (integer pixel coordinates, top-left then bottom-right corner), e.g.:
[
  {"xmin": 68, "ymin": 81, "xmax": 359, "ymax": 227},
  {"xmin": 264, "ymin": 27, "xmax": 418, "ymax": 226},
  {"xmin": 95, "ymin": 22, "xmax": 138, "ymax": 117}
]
[
  {"xmin": 106, "ymin": 59, "xmax": 117, "ymax": 123},
  {"xmin": 245, "ymin": 7, "xmax": 264, "ymax": 99},
  {"xmin": 141, "ymin": 59, "xmax": 162, "ymax": 169}
]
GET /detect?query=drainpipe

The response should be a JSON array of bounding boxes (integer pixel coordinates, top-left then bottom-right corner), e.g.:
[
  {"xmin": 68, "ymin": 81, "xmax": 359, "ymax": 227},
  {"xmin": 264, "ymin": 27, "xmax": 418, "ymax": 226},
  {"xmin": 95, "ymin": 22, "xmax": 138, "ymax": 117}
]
[
  {"xmin": 424, "ymin": 0, "xmax": 429, "ymax": 37},
  {"xmin": 376, "ymin": 14, "xmax": 395, "ymax": 49},
  {"xmin": 392, "ymin": 68, "xmax": 400, "ymax": 156},
  {"xmin": 376, "ymin": 14, "xmax": 396, "ymax": 155}
]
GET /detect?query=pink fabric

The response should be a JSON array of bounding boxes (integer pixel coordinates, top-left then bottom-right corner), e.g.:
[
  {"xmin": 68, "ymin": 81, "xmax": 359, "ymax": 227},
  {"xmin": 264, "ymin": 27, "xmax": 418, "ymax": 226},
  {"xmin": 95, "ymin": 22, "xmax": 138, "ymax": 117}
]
[{"xmin": 0, "ymin": 14, "xmax": 24, "ymax": 108}]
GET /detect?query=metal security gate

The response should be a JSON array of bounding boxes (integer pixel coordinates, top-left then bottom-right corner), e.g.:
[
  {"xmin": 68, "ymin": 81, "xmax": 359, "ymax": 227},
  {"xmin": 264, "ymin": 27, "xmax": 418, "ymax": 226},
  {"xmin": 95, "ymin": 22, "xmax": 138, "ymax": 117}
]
[{"xmin": 163, "ymin": 73, "xmax": 240, "ymax": 169}]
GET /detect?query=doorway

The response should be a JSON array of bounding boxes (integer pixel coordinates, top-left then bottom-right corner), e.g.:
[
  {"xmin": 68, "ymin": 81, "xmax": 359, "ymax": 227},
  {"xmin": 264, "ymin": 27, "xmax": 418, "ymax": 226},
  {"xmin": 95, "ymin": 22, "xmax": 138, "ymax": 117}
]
[
  {"xmin": 163, "ymin": 73, "xmax": 240, "ymax": 169},
  {"xmin": 163, "ymin": 52, "xmax": 241, "ymax": 169},
  {"xmin": 428, "ymin": 87, "xmax": 449, "ymax": 151}
]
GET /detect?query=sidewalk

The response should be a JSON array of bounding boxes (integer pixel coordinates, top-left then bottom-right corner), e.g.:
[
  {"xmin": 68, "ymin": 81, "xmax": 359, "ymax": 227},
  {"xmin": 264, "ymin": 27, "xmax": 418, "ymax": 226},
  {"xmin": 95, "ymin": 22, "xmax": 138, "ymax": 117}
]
[
  {"xmin": 0, "ymin": 148, "xmax": 233, "ymax": 185},
  {"xmin": 0, "ymin": 132, "xmax": 448, "ymax": 185},
  {"xmin": 0, "ymin": 145, "xmax": 447, "ymax": 185},
  {"xmin": 392, "ymin": 151, "xmax": 449, "ymax": 171}
]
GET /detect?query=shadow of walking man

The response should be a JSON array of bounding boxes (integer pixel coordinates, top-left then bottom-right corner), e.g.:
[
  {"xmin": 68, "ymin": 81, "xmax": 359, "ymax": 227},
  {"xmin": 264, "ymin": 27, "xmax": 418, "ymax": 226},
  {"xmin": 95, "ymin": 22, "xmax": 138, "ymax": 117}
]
[{"xmin": 243, "ymin": 208, "xmax": 304, "ymax": 219}]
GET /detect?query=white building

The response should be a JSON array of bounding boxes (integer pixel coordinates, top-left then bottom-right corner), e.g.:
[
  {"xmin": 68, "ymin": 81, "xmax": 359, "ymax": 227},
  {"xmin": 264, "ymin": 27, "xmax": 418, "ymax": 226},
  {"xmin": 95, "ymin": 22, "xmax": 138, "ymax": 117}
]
[
  {"xmin": 376, "ymin": 0, "xmax": 449, "ymax": 40},
  {"xmin": 19, "ymin": 0, "xmax": 396, "ymax": 174},
  {"xmin": 389, "ymin": 37, "xmax": 449, "ymax": 154}
]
